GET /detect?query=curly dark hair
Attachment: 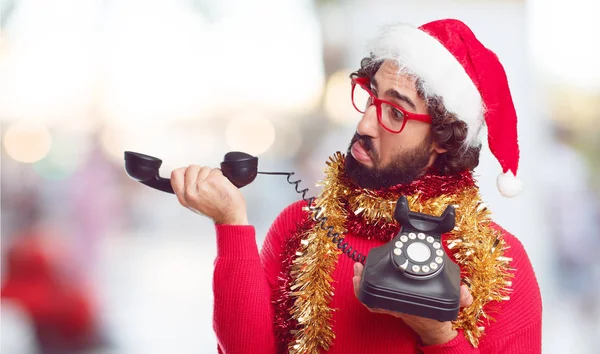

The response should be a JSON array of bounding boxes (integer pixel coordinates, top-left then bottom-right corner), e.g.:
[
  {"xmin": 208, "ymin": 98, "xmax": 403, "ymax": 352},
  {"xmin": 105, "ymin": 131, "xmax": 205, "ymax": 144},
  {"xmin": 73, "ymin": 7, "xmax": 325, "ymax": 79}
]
[{"xmin": 350, "ymin": 57, "xmax": 481, "ymax": 175}]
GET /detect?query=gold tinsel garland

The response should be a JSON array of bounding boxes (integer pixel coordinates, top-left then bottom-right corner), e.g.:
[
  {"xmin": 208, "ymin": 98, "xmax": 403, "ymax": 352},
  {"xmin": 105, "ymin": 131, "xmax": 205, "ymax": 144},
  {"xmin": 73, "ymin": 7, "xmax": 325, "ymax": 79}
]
[
  {"xmin": 287, "ymin": 155, "xmax": 346, "ymax": 354},
  {"xmin": 287, "ymin": 153, "xmax": 513, "ymax": 352}
]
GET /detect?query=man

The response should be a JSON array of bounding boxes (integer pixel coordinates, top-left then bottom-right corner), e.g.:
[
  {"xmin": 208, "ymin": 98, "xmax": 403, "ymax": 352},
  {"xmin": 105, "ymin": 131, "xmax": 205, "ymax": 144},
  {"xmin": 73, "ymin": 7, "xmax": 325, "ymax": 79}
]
[{"xmin": 171, "ymin": 19, "xmax": 542, "ymax": 353}]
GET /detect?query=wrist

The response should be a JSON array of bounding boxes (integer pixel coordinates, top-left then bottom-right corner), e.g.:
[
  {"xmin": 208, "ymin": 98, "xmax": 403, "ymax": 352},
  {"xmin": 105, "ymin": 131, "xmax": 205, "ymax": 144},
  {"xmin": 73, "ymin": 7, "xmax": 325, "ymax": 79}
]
[{"xmin": 215, "ymin": 213, "xmax": 249, "ymax": 226}]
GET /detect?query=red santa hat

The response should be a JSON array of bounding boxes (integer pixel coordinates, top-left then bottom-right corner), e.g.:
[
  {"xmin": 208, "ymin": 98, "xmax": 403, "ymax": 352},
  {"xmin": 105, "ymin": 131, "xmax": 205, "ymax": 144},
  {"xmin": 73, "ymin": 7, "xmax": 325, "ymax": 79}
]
[{"xmin": 367, "ymin": 19, "xmax": 523, "ymax": 197}]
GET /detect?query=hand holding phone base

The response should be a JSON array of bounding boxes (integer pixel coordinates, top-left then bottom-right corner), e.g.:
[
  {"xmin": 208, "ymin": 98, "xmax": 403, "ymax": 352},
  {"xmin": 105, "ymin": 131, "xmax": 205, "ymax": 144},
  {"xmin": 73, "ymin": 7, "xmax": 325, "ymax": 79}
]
[{"xmin": 357, "ymin": 196, "xmax": 462, "ymax": 321}]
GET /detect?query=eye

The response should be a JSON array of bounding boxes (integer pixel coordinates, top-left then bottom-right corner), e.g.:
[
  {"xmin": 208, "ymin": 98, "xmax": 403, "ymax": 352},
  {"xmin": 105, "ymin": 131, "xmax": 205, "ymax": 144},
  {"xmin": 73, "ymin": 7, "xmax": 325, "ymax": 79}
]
[{"xmin": 391, "ymin": 108, "xmax": 405, "ymax": 121}]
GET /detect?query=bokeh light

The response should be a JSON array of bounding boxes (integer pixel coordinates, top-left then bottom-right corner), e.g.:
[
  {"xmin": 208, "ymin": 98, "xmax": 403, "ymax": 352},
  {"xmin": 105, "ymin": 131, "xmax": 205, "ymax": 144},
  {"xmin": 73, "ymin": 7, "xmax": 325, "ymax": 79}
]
[
  {"xmin": 31, "ymin": 133, "xmax": 90, "ymax": 180},
  {"xmin": 3, "ymin": 122, "xmax": 52, "ymax": 163},
  {"xmin": 225, "ymin": 113, "xmax": 276, "ymax": 156},
  {"xmin": 324, "ymin": 70, "xmax": 361, "ymax": 126},
  {"xmin": 210, "ymin": 0, "xmax": 325, "ymax": 116},
  {"xmin": 100, "ymin": 1, "xmax": 213, "ymax": 128},
  {"xmin": 0, "ymin": 0, "xmax": 98, "ymax": 123}
]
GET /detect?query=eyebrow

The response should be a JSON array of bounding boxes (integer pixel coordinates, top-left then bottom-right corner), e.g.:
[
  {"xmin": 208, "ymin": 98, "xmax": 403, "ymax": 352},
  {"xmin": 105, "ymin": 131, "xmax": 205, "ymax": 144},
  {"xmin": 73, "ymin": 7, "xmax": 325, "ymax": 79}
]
[{"xmin": 371, "ymin": 77, "xmax": 417, "ymax": 110}]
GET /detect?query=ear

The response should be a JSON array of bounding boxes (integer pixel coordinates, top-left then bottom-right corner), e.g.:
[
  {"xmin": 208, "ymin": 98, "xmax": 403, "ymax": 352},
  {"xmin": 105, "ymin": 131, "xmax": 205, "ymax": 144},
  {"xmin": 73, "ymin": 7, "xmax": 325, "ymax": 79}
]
[{"xmin": 432, "ymin": 141, "xmax": 447, "ymax": 154}]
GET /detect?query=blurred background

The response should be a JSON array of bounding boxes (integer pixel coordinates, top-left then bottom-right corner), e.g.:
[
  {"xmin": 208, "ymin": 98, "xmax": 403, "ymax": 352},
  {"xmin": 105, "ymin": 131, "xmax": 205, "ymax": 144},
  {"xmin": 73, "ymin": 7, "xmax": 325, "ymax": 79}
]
[{"xmin": 1, "ymin": 0, "xmax": 599, "ymax": 353}]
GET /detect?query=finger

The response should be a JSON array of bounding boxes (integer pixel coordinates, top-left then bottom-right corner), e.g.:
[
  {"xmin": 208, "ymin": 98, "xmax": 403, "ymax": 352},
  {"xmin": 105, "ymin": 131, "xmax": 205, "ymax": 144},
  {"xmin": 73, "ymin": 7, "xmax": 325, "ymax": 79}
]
[
  {"xmin": 354, "ymin": 262, "xmax": 364, "ymax": 277},
  {"xmin": 171, "ymin": 167, "xmax": 188, "ymax": 206},
  {"xmin": 376, "ymin": 308, "xmax": 403, "ymax": 318},
  {"xmin": 459, "ymin": 284, "xmax": 473, "ymax": 307},
  {"xmin": 197, "ymin": 166, "xmax": 213, "ymax": 184},
  {"xmin": 352, "ymin": 263, "xmax": 364, "ymax": 298},
  {"xmin": 209, "ymin": 168, "xmax": 223, "ymax": 177},
  {"xmin": 353, "ymin": 274, "xmax": 361, "ymax": 298},
  {"xmin": 184, "ymin": 165, "xmax": 202, "ymax": 189},
  {"xmin": 205, "ymin": 168, "xmax": 227, "ymax": 187}
]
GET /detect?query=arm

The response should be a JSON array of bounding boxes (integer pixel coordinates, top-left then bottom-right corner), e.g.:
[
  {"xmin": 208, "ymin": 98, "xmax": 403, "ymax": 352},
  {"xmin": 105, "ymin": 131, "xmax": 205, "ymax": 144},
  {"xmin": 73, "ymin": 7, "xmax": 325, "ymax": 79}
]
[
  {"xmin": 418, "ymin": 226, "xmax": 542, "ymax": 354},
  {"xmin": 168, "ymin": 166, "xmax": 306, "ymax": 353},
  {"xmin": 213, "ymin": 201, "xmax": 308, "ymax": 354}
]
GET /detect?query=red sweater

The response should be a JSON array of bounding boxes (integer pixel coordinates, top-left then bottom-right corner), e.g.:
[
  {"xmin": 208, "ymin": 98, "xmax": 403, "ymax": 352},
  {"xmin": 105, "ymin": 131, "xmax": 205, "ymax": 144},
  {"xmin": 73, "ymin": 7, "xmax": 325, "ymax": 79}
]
[{"xmin": 213, "ymin": 201, "xmax": 542, "ymax": 353}]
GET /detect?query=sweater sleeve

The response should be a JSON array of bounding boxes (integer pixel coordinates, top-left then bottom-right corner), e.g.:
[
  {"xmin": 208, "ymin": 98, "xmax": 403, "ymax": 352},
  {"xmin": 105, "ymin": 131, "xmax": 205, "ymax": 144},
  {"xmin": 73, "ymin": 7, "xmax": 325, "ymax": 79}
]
[
  {"xmin": 419, "ymin": 224, "xmax": 542, "ymax": 354},
  {"xmin": 212, "ymin": 201, "xmax": 308, "ymax": 354}
]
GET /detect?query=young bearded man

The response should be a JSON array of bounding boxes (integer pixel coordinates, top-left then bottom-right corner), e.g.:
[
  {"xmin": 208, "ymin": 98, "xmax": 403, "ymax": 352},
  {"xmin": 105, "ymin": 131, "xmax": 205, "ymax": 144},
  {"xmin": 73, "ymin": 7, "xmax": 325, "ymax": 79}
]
[{"xmin": 170, "ymin": 19, "xmax": 542, "ymax": 354}]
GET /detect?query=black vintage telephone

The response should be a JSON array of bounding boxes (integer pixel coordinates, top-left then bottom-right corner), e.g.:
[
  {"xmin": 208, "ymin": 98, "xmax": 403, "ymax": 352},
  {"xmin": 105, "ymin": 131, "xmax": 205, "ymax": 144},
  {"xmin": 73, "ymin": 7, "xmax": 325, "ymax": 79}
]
[
  {"xmin": 124, "ymin": 151, "xmax": 461, "ymax": 321},
  {"xmin": 357, "ymin": 196, "xmax": 461, "ymax": 321}
]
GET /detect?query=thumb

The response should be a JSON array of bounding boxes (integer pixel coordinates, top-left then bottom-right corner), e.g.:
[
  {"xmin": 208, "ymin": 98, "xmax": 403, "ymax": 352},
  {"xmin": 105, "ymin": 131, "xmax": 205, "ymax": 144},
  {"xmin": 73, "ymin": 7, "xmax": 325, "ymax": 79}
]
[
  {"xmin": 353, "ymin": 262, "xmax": 364, "ymax": 277},
  {"xmin": 459, "ymin": 284, "xmax": 473, "ymax": 307},
  {"xmin": 352, "ymin": 263, "xmax": 364, "ymax": 298}
]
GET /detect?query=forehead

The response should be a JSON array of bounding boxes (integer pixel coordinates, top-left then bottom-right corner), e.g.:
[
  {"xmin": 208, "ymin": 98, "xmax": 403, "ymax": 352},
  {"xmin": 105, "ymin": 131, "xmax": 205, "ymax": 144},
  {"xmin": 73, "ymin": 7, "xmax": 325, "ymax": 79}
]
[{"xmin": 373, "ymin": 60, "xmax": 418, "ymax": 93}]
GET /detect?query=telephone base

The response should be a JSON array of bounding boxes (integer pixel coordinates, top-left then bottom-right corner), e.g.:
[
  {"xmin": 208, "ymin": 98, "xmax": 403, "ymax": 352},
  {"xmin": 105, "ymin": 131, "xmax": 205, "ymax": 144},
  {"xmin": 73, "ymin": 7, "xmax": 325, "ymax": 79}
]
[
  {"xmin": 358, "ymin": 279, "xmax": 460, "ymax": 322},
  {"xmin": 357, "ymin": 234, "xmax": 461, "ymax": 322}
]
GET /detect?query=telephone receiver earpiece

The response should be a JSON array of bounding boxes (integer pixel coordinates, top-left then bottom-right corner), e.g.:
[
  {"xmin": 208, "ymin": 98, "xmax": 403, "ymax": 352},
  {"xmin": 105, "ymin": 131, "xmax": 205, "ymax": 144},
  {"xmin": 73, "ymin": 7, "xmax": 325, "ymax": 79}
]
[{"xmin": 124, "ymin": 151, "xmax": 258, "ymax": 194}]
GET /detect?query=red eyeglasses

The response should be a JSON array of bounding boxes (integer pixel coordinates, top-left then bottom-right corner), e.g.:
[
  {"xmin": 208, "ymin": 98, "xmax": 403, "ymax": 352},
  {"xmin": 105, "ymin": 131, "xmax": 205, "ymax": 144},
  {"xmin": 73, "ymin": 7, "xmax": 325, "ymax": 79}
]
[{"xmin": 351, "ymin": 77, "xmax": 432, "ymax": 134}]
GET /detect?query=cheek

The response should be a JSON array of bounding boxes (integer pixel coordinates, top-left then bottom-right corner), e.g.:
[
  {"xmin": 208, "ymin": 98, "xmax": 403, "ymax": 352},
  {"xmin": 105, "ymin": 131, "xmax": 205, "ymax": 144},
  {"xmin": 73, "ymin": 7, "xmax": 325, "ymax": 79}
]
[
  {"xmin": 377, "ymin": 135, "xmax": 404, "ymax": 165},
  {"xmin": 377, "ymin": 124, "xmax": 430, "ymax": 165},
  {"xmin": 400, "ymin": 123, "xmax": 431, "ymax": 149}
]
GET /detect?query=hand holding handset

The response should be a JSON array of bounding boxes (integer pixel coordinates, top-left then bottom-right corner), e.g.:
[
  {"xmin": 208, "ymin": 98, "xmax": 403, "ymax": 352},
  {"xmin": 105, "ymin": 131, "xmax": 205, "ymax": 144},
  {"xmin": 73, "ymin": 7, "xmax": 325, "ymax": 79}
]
[
  {"xmin": 124, "ymin": 151, "xmax": 259, "ymax": 193},
  {"xmin": 124, "ymin": 151, "xmax": 461, "ymax": 321}
]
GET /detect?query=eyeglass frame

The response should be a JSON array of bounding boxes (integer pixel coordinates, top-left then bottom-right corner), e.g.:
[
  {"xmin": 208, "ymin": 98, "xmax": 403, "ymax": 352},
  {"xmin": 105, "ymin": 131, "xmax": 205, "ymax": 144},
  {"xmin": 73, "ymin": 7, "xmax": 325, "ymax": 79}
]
[{"xmin": 351, "ymin": 76, "xmax": 432, "ymax": 134}]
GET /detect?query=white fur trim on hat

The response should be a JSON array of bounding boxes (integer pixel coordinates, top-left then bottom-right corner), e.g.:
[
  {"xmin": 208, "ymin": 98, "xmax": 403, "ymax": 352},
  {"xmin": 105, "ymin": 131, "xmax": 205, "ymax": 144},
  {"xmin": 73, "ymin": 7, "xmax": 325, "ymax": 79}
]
[{"xmin": 367, "ymin": 23, "xmax": 485, "ymax": 147}]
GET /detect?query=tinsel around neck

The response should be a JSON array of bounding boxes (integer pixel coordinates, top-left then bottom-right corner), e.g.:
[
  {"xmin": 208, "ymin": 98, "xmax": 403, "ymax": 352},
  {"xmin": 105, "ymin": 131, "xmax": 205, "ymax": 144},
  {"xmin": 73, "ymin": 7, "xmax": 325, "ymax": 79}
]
[
  {"xmin": 340, "ymin": 160, "xmax": 477, "ymax": 201},
  {"xmin": 332, "ymin": 154, "xmax": 478, "ymax": 242}
]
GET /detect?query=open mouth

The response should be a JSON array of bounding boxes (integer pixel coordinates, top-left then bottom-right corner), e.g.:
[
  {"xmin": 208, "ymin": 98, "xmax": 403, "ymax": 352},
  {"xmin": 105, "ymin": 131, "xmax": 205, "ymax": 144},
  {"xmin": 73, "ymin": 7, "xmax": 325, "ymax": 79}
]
[{"xmin": 351, "ymin": 140, "xmax": 373, "ymax": 164}]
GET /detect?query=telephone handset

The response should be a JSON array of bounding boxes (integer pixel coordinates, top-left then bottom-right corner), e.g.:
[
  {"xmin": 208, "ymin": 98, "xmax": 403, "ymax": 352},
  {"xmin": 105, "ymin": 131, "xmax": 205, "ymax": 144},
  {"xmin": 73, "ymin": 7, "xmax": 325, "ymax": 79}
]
[
  {"xmin": 125, "ymin": 151, "xmax": 461, "ymax": 321},
  {"xmin": 357, "ymin": 196, "xmax": 461, "ymax": 321},
  {"xmin": 124, "ymin": 151, "xmax": 259, "ymax": 193}
]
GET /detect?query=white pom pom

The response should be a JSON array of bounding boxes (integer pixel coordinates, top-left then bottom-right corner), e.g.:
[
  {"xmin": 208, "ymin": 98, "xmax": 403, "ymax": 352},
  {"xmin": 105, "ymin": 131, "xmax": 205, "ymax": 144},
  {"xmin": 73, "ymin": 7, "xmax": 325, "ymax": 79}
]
[{"xmin": 497, "ymin": 171, "xmax": 523, "ymax": 198}]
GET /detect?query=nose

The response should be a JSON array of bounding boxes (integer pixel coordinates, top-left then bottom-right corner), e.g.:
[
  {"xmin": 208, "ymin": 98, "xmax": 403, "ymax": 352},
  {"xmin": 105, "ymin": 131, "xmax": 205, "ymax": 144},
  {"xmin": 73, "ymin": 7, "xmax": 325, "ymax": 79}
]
[{"xmin": 356, "ymin": 104, "xmax": 379, "ymax": 138}]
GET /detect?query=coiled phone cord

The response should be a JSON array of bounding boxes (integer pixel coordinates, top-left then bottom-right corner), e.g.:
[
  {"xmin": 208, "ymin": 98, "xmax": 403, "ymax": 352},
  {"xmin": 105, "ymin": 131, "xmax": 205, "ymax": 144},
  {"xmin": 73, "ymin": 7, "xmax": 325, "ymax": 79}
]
[{"xmin": 258, "ymin": 172, "xmax": 366, "ymax": 264}]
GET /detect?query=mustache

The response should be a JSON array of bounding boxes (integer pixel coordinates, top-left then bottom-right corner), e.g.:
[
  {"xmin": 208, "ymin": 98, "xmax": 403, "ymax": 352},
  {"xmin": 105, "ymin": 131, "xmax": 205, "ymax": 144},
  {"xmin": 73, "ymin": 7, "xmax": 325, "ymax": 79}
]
[{"xmin": 350, "ymin": 133, "xmax": 376, "ymax": 159}]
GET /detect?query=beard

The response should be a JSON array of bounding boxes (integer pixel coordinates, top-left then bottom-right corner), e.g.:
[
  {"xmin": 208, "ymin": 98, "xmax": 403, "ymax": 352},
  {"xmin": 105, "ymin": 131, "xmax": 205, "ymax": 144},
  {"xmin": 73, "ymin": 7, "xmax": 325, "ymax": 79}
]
[{"xmin": 345, "ymin": 133, "xmax": 433, "ymax": 189}]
